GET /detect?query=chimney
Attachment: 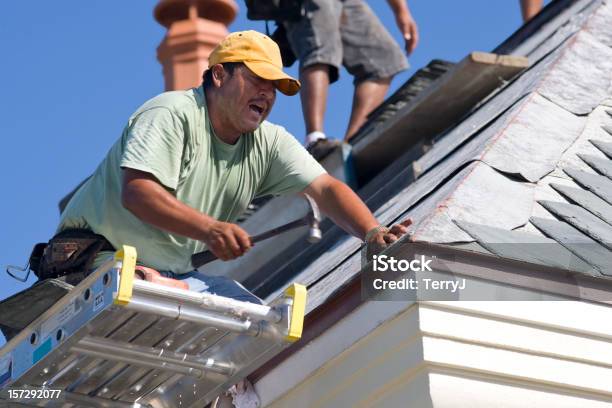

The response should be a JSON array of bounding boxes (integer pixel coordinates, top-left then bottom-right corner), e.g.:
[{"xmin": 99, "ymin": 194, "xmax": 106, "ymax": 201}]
[{"xmin": 154, "ymin": 0, "xmax": 238, "ymax": 91}]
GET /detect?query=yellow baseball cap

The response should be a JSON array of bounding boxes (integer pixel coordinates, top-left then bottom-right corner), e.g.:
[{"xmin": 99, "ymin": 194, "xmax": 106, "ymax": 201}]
[{"xmin": 208, "ymin": 30, "xmax": 301, "ymax": 96}]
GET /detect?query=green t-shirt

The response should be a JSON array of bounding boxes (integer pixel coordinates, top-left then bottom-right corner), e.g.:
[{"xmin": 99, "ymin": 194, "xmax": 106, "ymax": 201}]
[{"xmin": 59, "ymin": 86, "xmax": 326, "ymax": 273}]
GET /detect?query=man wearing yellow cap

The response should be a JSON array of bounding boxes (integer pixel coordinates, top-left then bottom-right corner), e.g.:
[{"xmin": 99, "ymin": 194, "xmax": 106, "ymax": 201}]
[{"xmin": 55, "ymin": 31, "xmax": 410, "ymax": 302}]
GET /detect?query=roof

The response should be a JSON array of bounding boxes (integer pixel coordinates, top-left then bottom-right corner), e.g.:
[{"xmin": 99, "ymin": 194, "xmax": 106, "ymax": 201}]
[{"xmin": 247, "ymin": 0, "xmax": 612, "ymax": 311}]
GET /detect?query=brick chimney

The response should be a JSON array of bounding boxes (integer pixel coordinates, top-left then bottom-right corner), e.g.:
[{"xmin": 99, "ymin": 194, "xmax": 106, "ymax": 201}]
[{"xmin": 154, "ymin": 0, "xmax": 238, "ymax": 91}]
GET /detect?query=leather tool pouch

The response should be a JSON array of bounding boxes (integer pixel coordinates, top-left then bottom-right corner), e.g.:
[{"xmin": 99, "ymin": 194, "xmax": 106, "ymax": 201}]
[{"xmin": 30, "ymin": 229, "xmax": 115, "ymax": 280}]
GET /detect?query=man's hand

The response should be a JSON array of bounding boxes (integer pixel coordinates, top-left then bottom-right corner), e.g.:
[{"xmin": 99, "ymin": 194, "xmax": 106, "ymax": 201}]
[
  {"xmin": 387, "ymin": 0, "xmax": 419, "ymax": 55},
  {"xmin": 397, "ymin": 12, "xmax": 419, "ymax": 55},
  {"xmin": 203, "ymin": 221, "xmax": 252, "ymax": 261},
  {"xmin": 367, "ymin": 218, "xmax": 413, "ymax": 255}
]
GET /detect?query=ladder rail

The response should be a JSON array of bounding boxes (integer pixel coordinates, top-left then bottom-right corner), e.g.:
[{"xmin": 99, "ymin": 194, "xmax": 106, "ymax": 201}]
[{"xmin": 73, "ymin": 336, "xmax": 232, "ymax": 379}]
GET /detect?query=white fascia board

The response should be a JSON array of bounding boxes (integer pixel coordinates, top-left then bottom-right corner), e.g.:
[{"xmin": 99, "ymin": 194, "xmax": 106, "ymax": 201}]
[{"xmin": 254, "ymin": 300, "xmax": 416, "ymax": 407}]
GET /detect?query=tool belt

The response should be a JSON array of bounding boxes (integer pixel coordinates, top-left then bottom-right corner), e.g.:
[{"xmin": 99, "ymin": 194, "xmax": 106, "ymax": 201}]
[{"xmin": 30, "ymin": 229, "xmax": 115, "ymax": 280}]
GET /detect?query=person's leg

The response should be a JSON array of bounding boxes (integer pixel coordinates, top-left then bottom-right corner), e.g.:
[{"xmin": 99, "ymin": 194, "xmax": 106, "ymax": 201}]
[
  {"xmin": 299, "ymin": 63, "xmax": 342, "ymax": 160},
  {"xmin": 300, "ymin": 63, "xmax": 330, "ymax": 136},
  {"xmin": 340, "ymin": 0, "xmax": 409, "ymax": 142},
  {"xmin": 345, "ymin": 77, "xmax": 392, "ymax": 141},
  {"xmin": 284, "ymin": 0, "xmax": 342, "ymax": 146}
]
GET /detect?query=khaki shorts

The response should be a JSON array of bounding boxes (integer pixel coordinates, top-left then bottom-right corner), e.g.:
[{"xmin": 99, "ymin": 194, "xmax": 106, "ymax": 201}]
[{"xmin": 285, "ymin": 0, "xmax": 409, "ymax": 84}]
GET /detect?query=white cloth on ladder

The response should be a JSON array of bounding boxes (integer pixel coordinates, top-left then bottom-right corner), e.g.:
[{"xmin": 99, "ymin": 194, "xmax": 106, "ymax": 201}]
[{"xmin": 227, "ymin": 379, "xmax": 260, "ymax": 408}]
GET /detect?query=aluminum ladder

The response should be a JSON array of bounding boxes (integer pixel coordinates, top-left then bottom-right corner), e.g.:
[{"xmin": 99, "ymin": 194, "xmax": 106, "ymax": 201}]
[{"xmin": 0, "ymin": 246, "xmax": 306, "ymax": 407}]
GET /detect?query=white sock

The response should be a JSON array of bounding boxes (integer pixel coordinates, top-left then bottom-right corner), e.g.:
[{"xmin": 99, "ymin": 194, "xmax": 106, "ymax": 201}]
[{"xmin": 306, "ymin": 131, "xmax": 326, "ymax": 145}]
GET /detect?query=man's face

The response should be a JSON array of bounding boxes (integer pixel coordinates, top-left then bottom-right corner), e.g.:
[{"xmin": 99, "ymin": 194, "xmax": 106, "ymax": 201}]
[{"xmin": 216, "ymin": 64, "xmax": 277, "ymax": 134}]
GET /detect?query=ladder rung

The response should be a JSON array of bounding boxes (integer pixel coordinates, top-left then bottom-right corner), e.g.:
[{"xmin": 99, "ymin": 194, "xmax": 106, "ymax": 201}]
[{"xmin": 72, "ymin": 336, "xmax": 233, "ymax": 379}]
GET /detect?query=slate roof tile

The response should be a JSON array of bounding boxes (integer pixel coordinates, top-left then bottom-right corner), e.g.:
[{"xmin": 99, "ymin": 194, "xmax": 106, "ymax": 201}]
[
  {"xmin": 454, "ymin": 220, "xmax": 595, "ymax": 274},
  {"xmin": 578, "ymin": 154, "xmax": 612, "ymax": 179},
  {"xmin": 549, "ymin": 183, "xmax": 612, "ymax": 225},
  {"xmin": 535, "ymin": 30, "xmax": 612, "ymax": 115},
  {"xmin": 591, "ymin": 139, "xmax": 612, "ymax": 157},
  {"xmin": 530, "ymin": 216, "xmax": 612, "ymax": 276},
  {"xmin": 538, "ymin": 200, "xmax": 612, "ymax": 248},
  {"xmin": 563, "ymin": 167, "xmax": 612, "ymax": 204}
]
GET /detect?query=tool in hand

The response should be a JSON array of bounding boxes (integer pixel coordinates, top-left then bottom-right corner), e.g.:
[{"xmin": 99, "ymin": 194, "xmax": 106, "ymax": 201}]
[{"xmin": 191, "ymin": 194, "xmax": 322, "ymax": 268}]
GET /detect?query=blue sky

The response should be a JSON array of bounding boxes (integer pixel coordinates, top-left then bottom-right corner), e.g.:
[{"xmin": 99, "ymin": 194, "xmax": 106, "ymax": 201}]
[{"xmin": 0, "ymin": 1, "xmax": 534, "ymax": 306}]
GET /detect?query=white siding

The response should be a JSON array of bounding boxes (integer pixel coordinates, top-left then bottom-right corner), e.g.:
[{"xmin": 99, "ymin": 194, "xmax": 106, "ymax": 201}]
[{"xmin": 257, "ymin": 298, "xmax": 612, "ymax": 407}]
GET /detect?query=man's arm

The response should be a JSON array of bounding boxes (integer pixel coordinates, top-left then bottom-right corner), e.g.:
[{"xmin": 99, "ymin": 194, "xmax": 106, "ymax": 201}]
[
  {"xmin": 303, "ymin": 174, "xmax": 411, "ymax": 246},
  {"xmin": 386, "ymin": 0, "xmax": 419, "ymax": 55},
  {"xmin": 121, "ymin": 168, "xmax": 251, "ymax": 261}
]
